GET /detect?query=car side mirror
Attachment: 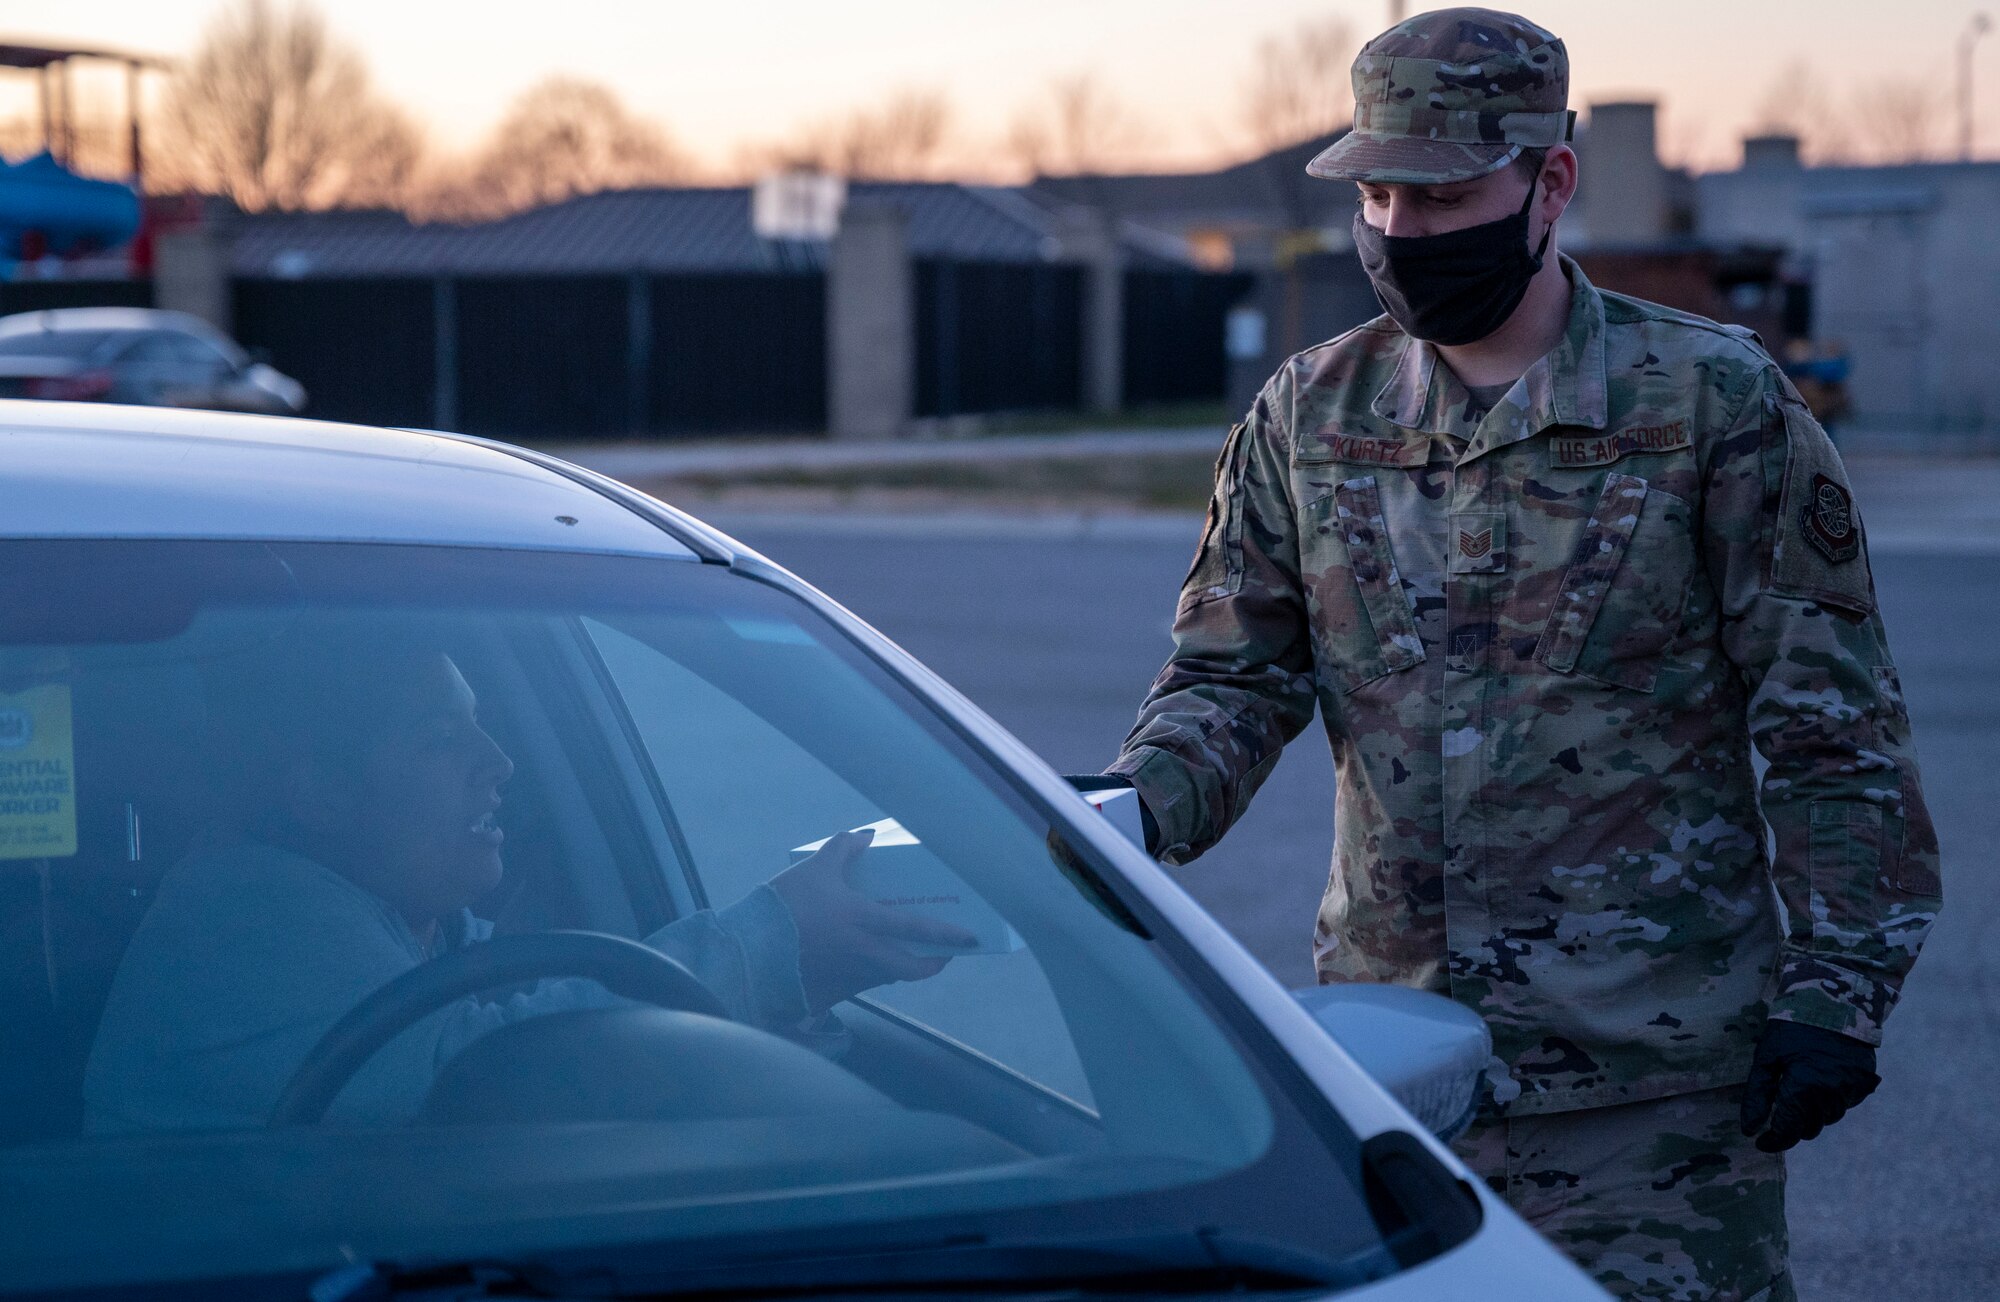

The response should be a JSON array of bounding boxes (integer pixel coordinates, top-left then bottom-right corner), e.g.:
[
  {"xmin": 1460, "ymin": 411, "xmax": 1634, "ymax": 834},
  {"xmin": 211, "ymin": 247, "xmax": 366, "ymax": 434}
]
[
  {"xmin": 1292, "ymin": 984, "xmax": 1489, "ymax": 1142},
  {"xmin": 239, "ymin": 362, "xmax": 309, "ymax": 413}
]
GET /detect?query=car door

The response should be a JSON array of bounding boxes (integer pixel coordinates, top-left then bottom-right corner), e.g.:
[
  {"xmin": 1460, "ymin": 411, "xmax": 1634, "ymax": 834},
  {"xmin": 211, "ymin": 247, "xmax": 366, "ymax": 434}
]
[
  {"xmin": 109, "ymin": 335, "xmax": 181, "ymax": 405},
  {"xmin": 155, "ymin": 333, "xmax": 243, "ymax": 410}
]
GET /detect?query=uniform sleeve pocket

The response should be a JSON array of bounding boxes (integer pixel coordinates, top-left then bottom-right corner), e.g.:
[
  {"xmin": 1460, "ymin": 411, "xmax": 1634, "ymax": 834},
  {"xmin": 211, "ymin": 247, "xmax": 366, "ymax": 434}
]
[
  {"xmin": 1807, "ymin": 800, "xmax": 1900, "ymax": 932},
  {"xmin": 1535, "ymin": 473, "xmax": 1694, "ymax": 692},
  {"xmin": 1863, "ymin": 665, "xmax": 1937, "ymax": 897},
  {"xmin": 1179, "ymin": 422, "xmax": 1249, "ymax": 611}
]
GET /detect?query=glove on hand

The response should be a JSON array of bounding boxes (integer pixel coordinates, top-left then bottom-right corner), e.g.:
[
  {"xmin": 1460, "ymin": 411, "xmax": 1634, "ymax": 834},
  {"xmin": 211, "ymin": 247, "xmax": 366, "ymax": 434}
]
[
  {"xmin": 1739, "ymin": 1021, "xmax": 1881, "ymax": 1153},
  {"xmin": 1062, "ymin": 773, "xmax": 1159, "ymax": 854}
]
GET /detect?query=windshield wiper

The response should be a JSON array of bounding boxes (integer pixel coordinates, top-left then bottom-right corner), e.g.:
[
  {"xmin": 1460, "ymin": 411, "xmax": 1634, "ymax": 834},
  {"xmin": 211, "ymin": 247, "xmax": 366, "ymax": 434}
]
[{"xmin": 308, "ymin": 1229, "xmax": 1386, "ymax": 1302}]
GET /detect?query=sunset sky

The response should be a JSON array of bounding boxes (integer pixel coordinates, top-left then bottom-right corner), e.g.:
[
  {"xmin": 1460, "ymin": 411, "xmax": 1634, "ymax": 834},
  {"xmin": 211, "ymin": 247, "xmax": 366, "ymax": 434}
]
[{"xmin": 6, "ymin": 1, "xmax": 1997, "ymax": 176}]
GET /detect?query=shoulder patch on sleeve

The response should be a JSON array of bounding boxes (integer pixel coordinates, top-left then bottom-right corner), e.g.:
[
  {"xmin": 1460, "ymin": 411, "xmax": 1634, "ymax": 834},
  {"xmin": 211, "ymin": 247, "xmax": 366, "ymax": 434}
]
[
  {"xmin": 1178, "ymin": 421, "xmax": 1250, "ymax": 610},
  {"xmin": 1769, "ymin": 392, "xmax": 1875, "ymax": 615}
]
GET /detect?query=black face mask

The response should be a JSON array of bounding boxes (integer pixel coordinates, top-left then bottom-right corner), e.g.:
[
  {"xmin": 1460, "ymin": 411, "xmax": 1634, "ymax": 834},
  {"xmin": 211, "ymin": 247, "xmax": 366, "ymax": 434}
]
[{"xmin": 1351, "ymin": 175, "xmax": 1551, "ymax": 346}]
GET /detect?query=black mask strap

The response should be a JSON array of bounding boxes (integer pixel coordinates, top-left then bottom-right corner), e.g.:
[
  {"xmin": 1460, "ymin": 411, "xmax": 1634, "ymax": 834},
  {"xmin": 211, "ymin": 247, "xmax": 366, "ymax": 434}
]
[{"xmin": 1518, "ymin": 163, "xmax": 1552, "ymax": 260}]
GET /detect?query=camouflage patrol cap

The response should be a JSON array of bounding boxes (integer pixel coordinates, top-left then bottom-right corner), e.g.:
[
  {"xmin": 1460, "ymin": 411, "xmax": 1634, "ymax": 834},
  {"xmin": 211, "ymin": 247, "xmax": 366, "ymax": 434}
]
[{"xmin": 1307, "ymin": 6, "xmax": 1574, "ymax": 186}]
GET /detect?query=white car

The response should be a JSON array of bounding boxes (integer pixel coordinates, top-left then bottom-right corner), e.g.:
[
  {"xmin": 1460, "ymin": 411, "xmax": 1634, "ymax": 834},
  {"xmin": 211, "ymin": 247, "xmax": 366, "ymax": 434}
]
[
  {"xmin": 0, "ymin": 401, "xmax": 1604, "ymax": 1300},
  {"xmin": 0, "ymin": 308, "xmax": 307, "ymax": 415}
]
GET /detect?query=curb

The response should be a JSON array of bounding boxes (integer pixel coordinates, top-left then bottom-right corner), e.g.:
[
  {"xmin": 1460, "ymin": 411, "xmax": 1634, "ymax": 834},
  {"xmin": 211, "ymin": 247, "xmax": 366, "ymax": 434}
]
[
  {"xmin": 698, "ymin": 508, "xmax": 1207, "ymax": 544},
  {"xmin": 549, "ymin": 428, "xmax": 1230, "ymax": 481},
  {"xmin": 696, "ymin": 510, "xmax": 2000, "ymax": 554}
]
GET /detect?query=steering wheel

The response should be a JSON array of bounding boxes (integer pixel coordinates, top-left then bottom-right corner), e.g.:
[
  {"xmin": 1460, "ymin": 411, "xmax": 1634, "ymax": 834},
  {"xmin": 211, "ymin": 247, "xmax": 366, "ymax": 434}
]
[{"xmin": 269, "ymin": 931, "xmax": 729, "ymax": 1126}]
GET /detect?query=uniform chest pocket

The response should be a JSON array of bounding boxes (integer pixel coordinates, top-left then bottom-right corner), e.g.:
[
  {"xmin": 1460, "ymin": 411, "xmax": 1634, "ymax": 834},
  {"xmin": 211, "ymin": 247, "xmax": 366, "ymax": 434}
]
[
  {"xmin": 1300, "ymin": 476, "xmax": 1426, "ymax": 693},
  {"xmin": 1533, "ymin": 472, "xmax": 1696, "ymax": 693}
]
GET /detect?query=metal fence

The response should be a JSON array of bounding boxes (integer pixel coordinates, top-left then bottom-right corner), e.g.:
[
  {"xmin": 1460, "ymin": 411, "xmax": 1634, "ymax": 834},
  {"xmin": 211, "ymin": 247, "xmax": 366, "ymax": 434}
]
[
  {"xmin": 0, "ymin": 280, "xmax": 152, "ymax": 315},
  {"xmin": 649, "ymin": 273, "xmax": 824, "ymax": 435},
  {"xmin": 234, "ymin": 278, "xmax": 436, "ymax": 429},
  {"xmin": 1123, "ymin": 269, "xmax": 1255, "ymax": 408},
  {"xmin": 914, "ymin": 264, "xmax": 1251, "ymax": 419},
  {"xmin": 234, "ymin": 273, "xmax": 827, "ymax": 438},
  {"xmin": 8, "ymin": 263, "xmax": 1248, "ymax": 437},
  {"xmin": 915, "ymin": 260, "xmax": 1083, "ymax": 419},
  {"xmin": 455, "ymin": 276, "xmax": 628, "ymax": 438}
]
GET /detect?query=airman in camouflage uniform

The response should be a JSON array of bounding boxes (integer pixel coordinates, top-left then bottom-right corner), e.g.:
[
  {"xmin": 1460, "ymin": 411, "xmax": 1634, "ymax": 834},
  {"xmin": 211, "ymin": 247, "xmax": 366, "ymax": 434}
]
[{"xmin": 1104, "ymin": 9, "xmax": 1940, "ymax": 1299}]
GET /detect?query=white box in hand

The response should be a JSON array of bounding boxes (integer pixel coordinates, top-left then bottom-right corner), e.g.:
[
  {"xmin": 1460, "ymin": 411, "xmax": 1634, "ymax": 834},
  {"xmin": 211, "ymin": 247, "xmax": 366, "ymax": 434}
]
[
  {"xmin": 1079, "ymin": 786, "xmax": 1147, "ymax": 852},
  {"xmin": 791, "ymin": 817, "xmax": 1022, "ymax": 956}
]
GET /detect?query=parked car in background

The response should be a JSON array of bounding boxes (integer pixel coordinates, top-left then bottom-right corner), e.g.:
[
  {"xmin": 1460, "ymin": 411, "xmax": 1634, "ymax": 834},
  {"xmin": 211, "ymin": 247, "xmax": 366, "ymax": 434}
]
[
  {"xmin": 0, "ymin": 308, "xmax": 306, "ymax": 415},
  {"xmin": 0, "ymin": 401, "xmax": 1604, "ymax": 1300}
]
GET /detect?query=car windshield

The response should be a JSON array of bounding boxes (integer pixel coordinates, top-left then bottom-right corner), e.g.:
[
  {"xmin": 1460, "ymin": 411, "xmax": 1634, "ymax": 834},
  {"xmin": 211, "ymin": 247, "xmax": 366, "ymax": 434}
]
[
  {"xmin": 0, "ymin": 329, "xmax": 123, "ymax": 360},
  {"xmin": 0, "ymin": 540, "xmax": 1390, "ymax": 1298}
]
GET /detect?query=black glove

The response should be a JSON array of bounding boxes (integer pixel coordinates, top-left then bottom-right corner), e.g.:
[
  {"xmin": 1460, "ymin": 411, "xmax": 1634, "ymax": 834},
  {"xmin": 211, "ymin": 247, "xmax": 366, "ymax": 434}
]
[
  {"xmin": 1062, "ymin": 773, "xmax": 1159, "ymax": 854},
  {"xmin": 1739, "ymin": 1021, "xmax": 1881, "ymax": 1153}
]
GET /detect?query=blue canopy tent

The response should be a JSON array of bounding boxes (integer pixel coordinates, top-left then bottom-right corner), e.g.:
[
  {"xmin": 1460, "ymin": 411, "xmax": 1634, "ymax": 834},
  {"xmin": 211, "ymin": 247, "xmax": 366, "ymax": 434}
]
[
  {"xmin": 0, "ymin": 152, "xmax": 140, "ymax": 273},
  {"xmin": 0, "ymin": 41, "xmax": 164, "ymax": 275}
]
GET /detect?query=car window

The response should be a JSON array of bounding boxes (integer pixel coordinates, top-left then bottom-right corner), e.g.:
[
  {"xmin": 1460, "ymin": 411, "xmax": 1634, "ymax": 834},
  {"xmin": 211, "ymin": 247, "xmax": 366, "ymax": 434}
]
[
  {"xmin": 0, "ymin": 329, "xmax": 123, "ymax": 359},
  {"xmin": 0, "ymin": 540, "xmax": 1388, "ymax": 1300},
  {"xmin": 586, "ymin": 616, "xmax": 1096, "ymax": 1106},
  {"xmin": 164, "ymin": 332, "xmax": 234, "ymax": 373},
  {"xmin": 117, "ymin": 335, "xmax": 178, "ymax": 365}
]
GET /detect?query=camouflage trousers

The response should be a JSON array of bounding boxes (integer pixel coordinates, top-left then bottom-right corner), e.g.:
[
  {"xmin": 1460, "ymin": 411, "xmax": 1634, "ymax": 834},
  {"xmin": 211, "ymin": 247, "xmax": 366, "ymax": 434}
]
[{"xmin": 1452, "ymin": 1085, "xmax": 1793, "ymax": 1301}]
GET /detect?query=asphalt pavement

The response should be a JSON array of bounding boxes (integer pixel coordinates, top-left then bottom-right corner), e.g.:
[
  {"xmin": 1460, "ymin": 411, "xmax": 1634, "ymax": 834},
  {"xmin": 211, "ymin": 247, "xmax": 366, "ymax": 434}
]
[
  {"xmin": 672, "ymin": 462, "xmax": 2000, "ymax": 1302},
  {"xmin": 561, "ymin": 430, "xmax": 2000, "ymax": 556}
]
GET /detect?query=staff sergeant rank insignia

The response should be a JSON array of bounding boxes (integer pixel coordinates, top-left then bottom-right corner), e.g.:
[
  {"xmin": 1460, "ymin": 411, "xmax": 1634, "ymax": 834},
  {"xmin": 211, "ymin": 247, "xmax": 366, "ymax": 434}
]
[{"xmin": 1801, "ymin": 472, "xmax": 1860, "ymax": 563}]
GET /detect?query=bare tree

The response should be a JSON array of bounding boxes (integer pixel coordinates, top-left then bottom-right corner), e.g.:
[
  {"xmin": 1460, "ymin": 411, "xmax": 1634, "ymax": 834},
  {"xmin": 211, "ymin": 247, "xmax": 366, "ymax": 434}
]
[
  {"xmin": 848, "ymin": 90, "xmax": 951, "ymax": 178},
  {"xmin": 1848, "ymin": 76, "xmax": 1945, "ymax": 164},
  {"xmin": 149, "ymin": 0, "xmax": 422, "ymax": 210},
  {"xmin": 1239, "ymin": 17, "xmax": 1355, "ymax": 153},
  {"xmin": 0, "ymin": 107, "xmax": 133, "ymax": 180},
  {"xmin": 1008, "ymin": 74, "xmax": 1150, "ymax": 177},
  {"xmin": 426, "ymin": 76, "xmax": 692, "ymax": 218},
  {"xmin": 753, "ymin": 89, "xmax": 953, "ymax": 180},
  {"xmin": 1749, "ymin": 59, "xmax": 1850, "ymax": 164},
  {"xmin": 1659, "ymin": 115, "xmax": 1718, "ymax": 174}
]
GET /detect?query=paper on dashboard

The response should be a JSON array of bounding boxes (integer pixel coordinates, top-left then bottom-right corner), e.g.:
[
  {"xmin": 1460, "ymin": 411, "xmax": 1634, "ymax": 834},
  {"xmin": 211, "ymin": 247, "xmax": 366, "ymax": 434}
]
[{"xmin": 792, "ymin": 817, "xmax": 1022, "ymax": 956}]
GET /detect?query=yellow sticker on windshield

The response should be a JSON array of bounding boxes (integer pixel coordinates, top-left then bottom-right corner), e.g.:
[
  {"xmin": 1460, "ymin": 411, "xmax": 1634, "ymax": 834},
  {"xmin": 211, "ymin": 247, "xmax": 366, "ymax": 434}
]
[{"xmin": 0, "ymin": 684, "xmax": 77, "ymax": 860}]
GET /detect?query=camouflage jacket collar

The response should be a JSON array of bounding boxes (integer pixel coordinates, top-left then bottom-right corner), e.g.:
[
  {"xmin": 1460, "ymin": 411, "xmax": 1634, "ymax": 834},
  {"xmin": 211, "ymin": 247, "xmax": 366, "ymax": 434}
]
[{"xmin": 1368, "ymin": 255, "xmax": 1610, "ymax": 454}]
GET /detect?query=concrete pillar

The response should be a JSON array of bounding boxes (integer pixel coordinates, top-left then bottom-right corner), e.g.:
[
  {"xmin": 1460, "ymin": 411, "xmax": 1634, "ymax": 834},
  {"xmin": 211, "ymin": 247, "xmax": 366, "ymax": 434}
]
[
  {"xmin": 152, "ymin": 229, "xmax": 231, "ymax": 333},
  {"xmin": 1054, "ymin": 208, "xmax": 1125, "ymax": 415},
  {"xmin": 828, "ymin": 201, "xmax": 913, "ymax": 440},
  {"xmin": 1579, "ymin": 101, "xmax": 1668, "ymax": 246}
]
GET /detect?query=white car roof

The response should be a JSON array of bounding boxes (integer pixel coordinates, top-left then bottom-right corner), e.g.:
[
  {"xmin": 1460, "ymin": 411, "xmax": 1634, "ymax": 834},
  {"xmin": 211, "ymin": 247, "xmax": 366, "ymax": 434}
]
[
  {"xmin": 0, "ymin": 400, "xmax": 698, "ymax": 559},
  {"xmin": 0, "ymin": 307, "xmax": 231, "ymax": 346}
]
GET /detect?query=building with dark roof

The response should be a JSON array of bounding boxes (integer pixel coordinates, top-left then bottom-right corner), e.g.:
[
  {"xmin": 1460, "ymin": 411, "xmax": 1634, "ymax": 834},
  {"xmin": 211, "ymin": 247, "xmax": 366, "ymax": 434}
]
[
  {"xmin": 1023, "ymin": 130, "xmax": 1357, "ymax": 270},
  {"xmin": 223, "ymin": 182, "xmax": 1192, "ymax": 280}
]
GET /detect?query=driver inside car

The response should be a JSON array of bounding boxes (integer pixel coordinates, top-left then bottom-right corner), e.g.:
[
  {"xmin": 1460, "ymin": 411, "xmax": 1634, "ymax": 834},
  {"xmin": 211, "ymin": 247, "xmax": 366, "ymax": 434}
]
[{"xmin": 84, "ymin": 617, "xmax": 973, "ymax": 1133}]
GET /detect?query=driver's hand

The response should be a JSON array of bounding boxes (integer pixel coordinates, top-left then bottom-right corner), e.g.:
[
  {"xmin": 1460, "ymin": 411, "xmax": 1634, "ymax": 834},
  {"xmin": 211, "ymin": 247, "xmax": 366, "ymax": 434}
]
[{"xmin": 768, "ymin": 828, "xmax": 979, "ymax": 1013}]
